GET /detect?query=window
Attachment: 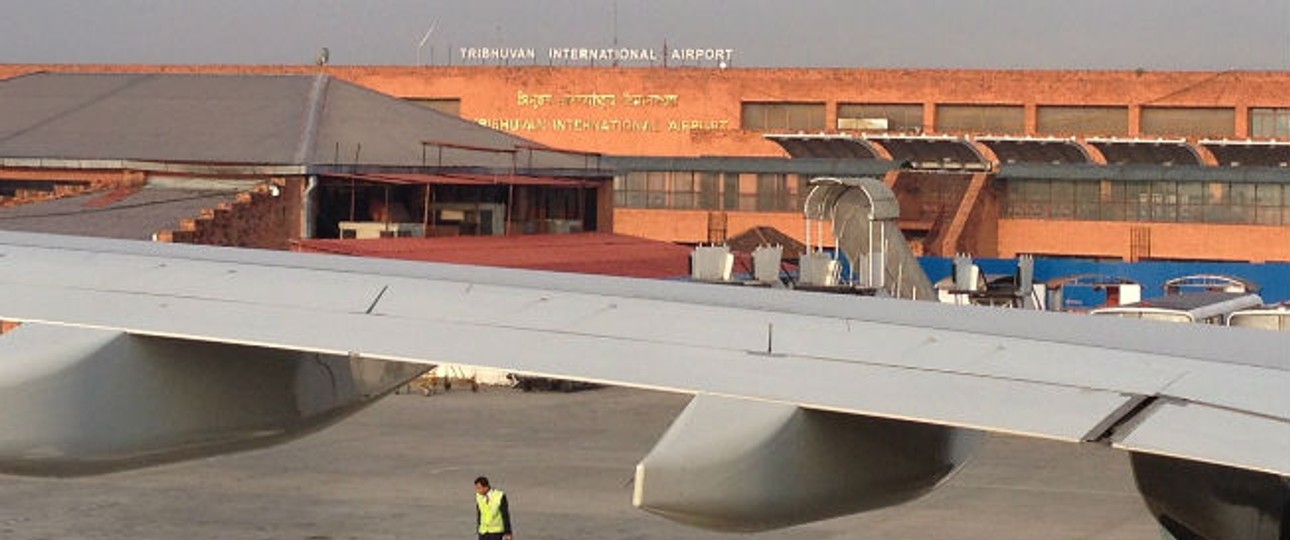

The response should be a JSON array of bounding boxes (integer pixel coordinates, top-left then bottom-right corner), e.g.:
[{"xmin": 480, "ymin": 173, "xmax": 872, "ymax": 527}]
[
  {"xmin": 1250, "ymin": 108, "xmax": 1290, "ymax": 139},
  {"xmin": 615, "ymin": 172, "xmax": 648, "ymax": 208},
  {"xmin": 1001, "ymin": 179, "xmax": 1288, "ymax": 226},
  {"xmin": 741, "ymin": 102, "xmax": 826, "ymax": 131},
  {"xmin": 1255, "ymin": 184, "xmax": 1284, "ymax": 225},
  {"xmin": 697, "ymin": 173, "xmax": 721, "ymax": 210},
  {"xmin": 1036, "ymin": 106, "xmax": 1129, "ymax": 136},
  {"xmin": 935, "ymin": 105, "xmax": 1024, "ymax": 134},
  {"xmin": 1049, "ymin": 180, "xmax": 1075, "ymax": 219},
  {"xmin": 671, "ymin": 172, "xmax": 697, "ymax": 209},
  {"xmin": 616, "ymin": 171, "xmax": 773, "ymax": 211},
  {"xmin": 1140, "ymin": 107, "xmax": 1235, "ymax": 138},
  {"xmin": 752, "ymin": 174, "xmax": 806, "ymax": 212},
  {"xmin": 645, "ymin": 172, "xmax": 668, "ymax": 208},
  {"xmin": 837, "ymin": 103, "xmax": 923, "ymax": 132},
  {"xmin": 405, "ymin": 98, "xmax": 462, "ymax": 116}
]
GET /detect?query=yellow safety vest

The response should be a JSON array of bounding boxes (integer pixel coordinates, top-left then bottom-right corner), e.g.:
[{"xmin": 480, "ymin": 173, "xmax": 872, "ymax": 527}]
[{"xmin": 476, "ymin": 489, "xmax": 506, "ymax": 534}]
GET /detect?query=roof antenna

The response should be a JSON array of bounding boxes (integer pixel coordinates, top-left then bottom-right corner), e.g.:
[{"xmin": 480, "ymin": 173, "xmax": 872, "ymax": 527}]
[{"xmin": 417, "ymin": 20, "xmax": 437, "ymax": 66}]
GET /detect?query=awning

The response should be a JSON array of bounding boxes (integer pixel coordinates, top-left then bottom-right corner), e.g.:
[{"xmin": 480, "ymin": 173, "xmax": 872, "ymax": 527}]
[
  {"xmin": 1086, "ymin": 138, "xmax": 1202, "ymax": 166},
  {"xmin": 328, "ymin": 173, "xmax": 600, "ymax": 188}
]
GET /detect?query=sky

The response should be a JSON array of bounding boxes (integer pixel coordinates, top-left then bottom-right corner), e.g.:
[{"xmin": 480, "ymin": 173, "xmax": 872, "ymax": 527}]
[{"xmin": 0, "ymin": 0, "xmax": 1287, "ymax": 70}]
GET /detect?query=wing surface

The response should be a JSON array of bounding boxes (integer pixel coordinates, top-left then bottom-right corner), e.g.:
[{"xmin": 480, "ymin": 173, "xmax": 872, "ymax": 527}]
[{"xmin": 0, "ymin": 231, "xmax": 1286, "ymax": 476}]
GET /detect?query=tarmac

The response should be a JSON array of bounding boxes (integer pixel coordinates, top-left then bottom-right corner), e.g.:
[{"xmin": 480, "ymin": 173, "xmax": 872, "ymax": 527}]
[{"xmin": 0, "ymin": 386, "xmax": 1161, "ymax": 540}]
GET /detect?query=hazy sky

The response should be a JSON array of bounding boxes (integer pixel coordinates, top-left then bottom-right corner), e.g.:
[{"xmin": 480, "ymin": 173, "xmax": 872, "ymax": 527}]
[{"xmin": 1, "ymin": 0, "xmax": 1287, "ymax": 70}]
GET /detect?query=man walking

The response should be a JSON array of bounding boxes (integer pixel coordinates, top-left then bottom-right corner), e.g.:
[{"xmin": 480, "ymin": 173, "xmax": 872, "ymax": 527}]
[{"xmin": 474, "ymin": 476, "xmax": 513, "ymax": 540}]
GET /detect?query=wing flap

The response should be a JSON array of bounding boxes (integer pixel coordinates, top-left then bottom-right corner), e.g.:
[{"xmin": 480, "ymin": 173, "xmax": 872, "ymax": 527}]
[{"xmin": 1114, "ymin": 400, "xmax": 1290, "ymax": 477}]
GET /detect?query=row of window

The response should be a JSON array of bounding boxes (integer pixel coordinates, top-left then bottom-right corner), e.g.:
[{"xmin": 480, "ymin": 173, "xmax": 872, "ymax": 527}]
[
  {"xmin": 1003, "ymin": 179, "xmax": 1290, "ymax": 225},
  {"xmin": 742, "ymin": 103, "xmax": 1290, "ymax": 139},
  {"xmin": 613, "ymin": 172, "xmax": 809, "ymax": 212},
  {"xmin": 613, "ymin": 173, "xmax": 1290, "ymax": 227}
]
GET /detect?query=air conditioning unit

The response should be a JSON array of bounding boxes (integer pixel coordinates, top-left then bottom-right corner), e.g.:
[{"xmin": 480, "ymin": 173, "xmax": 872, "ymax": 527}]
[
  {"xmin": 339, "ymin": 221, "xmax": 426, "ymax": 239},
  {"xmin": 691, "ymin": 245, "xmax": 734, "ymax": 282}
]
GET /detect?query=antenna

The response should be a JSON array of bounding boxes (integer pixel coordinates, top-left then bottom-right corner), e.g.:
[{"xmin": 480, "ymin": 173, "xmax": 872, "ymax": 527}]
[{"xmin": 417, "ymin": 20, "xmax": 437, "ymax": 65}]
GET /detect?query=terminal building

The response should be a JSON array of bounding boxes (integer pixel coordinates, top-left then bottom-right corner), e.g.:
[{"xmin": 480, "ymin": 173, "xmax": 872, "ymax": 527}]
[{"xmin": 2, "ymin": 64, "xmax": 1290, "ymax": 262}]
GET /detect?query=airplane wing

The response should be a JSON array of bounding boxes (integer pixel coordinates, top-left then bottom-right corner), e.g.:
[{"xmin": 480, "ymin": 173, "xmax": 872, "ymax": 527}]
[{"xmin": 0, "ymin": 230, "xmax": 1287, "ymax": 534}]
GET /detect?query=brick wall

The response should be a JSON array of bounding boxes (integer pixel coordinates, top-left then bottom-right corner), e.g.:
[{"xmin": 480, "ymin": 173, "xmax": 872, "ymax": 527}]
[
  {"xmin": 155, "ymin": 178, "xmax": 304, "ymax": 249},
  {"xmin": 0, "ymin": 168, "xmax": 145, "ymax": 207},
  {"xmin": 3, "ymin": 65, "xmax": 1287, "ymax": 157},
  {"xmin": 998, "ymin": 219, "xmax": 1290, "ymax": 262}
]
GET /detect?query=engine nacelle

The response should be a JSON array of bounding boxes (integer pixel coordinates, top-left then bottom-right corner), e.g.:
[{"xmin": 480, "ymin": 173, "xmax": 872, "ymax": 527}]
[
  {"xmin": 1132, "ymin": 453, "xmax": 1289, "ymax": 540},
  {"xmin": 0, "ymin": 323, "xmax": 427, "ymax": 476},
  {"xmin": 633, "ymin": 394, "xmax": 982, "ymax": 531}
]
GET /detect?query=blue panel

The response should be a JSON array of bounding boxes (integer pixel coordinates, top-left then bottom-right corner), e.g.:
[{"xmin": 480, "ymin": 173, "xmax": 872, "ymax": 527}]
[{"xmin": 919, "ymin": 257, "xmax": 1290, "ymax": 309}]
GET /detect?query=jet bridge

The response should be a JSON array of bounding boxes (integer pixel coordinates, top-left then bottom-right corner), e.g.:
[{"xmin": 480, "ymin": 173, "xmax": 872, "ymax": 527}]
[{"xmin": 801, "ymin": 177, "xmax": 936, "ymax": 300}]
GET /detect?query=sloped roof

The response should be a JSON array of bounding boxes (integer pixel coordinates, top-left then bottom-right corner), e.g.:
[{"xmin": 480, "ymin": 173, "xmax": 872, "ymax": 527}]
[
  {"xmin": 0, "ymin": 72, "xmax": 588, "ymax": 170},
  {"xmin": 726, "ymin": 226, "xmax": 806, "ymax": 259},
  {"xmin": 0, "ymin": 187, "xmax": 238, "ymax": 240}
]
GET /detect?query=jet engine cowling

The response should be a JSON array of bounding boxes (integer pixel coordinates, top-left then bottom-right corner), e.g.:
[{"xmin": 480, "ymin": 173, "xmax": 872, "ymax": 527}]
[
  {"xmin": 0, "ymin": 323, "xmax": 427, "ymax": 476},
  {"xmin": 633, "ymin": 394, "xmax": 983, "ymax": 531},
  {"xmin": 1132, "ymin": 452, "xmax": 1290, "ymax": 540}
]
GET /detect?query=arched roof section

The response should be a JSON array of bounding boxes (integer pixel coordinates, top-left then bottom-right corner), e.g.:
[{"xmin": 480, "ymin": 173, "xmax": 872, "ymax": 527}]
[
  {"xmin": 764, "ymin": 133, "xmax": 887, "ymax": 160},
  {"xmin": 1199, "ymin": 140, "xmax": 1290, "ymax": 167},
  {"xmin": 1086, "ymin": 138, "xmax": 1204, "ymax": 166},
  {"xmin": 975, "ymin": 136, "xmax": 1092, "ymax": 165},
  {"xmin": 862, "ymin": 134, "xmax": 990, "ymax": 170}
]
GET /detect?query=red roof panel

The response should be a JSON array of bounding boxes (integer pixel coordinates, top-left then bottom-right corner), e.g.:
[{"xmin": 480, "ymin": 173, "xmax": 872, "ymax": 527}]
[{"xmin": 292, "ymin": 233, "xmax": 690, "ymax": 279}]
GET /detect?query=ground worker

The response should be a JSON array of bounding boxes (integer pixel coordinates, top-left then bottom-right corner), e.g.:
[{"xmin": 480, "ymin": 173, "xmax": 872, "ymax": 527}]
[{"xmin": 474, "ymin": 476, "xmax": 513, "ymax": 540}]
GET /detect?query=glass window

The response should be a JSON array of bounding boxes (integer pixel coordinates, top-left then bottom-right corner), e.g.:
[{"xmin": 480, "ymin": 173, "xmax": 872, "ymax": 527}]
[
  {"xmin": 1141, "ymin": 107, "xmax": 1236, "ymax": 137},
  {"xmin": 1256, "ymin": 184, "xmax": 1282, "ymax": 206},
  {"xmin": 698, "ymin": 173, "xmax": 721, "ymax": 210},
  {"xmin": 623, "ymin": 172, "xmax": 646, "ymax": 192},
  {"xmin": 756, "ymin": 174, "xmax": 788, "ymax": 212},
  {"xmin": 623, "ymin": 192, "xmax": 646, "ymax": 208},
  {"xmin": 1036, "ymin": 106, "xmax": 1129, "ymax": 136},
  {"xmin": 1178, "ymin": 182, "xmax": 1205, "ymax": 222},
  {"xmin": 1205, "ymin": 183, "xmax": 1228, "ymax": 205},
  {"xmin": 837, "ymin": 103, "xmax": 924, "ymax": 132},
  {"xmin": 1100, "ymin": 203, "xmax": 1127, "ymax": 221},
  {"xmin": 1256, "ymin": 207, "xmax": 1282, "ymax": 225},
  {"xmin": 1230, "ymin": 183, "xmax": 1257, "ymax": 206},
  {"xmin": 1075, "ymin": 182, "xmax": 1100, "ymax": 219},
  {"xmin": 935, "ymin": 105, "xmax": 1025, "ymax": 134},
  {"xmin": 673, "ymin": 172, "xmax": 695, "ymax": 194},
  {"xmin": 741, "ymin": 102, "xmax": 827, "ymax": 131},
  {"xmin": 1102, "ymin": 181, "xmax": 1125, "ymax": 203},
  {"xmin": 722, "ymin": 174, "xmax": 740, "ymax": 211},
  {"xmin": 1250, "ymin": 108, "xmax": 1290, "ymax": 139},
  {"xmin": 646, "ymin": 172, "xmax": 667, "ymax": 193}
]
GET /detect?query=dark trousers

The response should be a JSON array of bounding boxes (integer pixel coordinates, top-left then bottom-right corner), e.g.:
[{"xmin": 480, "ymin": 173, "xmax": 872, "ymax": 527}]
[{"xmin": 479, "ymin": 534, "xmax": 505, "ymax": 540}]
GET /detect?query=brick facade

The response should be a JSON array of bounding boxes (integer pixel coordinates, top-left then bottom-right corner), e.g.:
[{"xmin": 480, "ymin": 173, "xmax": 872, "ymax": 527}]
[
  {"xmin": 154, "ymin": 178, "xmax": 303, "ymax": 250},
  {"xmin": 5, "ymin": 64, "xmax": 1289, "ymax": 261}
]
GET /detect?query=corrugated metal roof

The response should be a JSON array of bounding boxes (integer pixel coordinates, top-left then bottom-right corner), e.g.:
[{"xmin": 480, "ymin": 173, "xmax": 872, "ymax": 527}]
[
  {"xmin": 0, "ymin": 187, "xmax": 238, "ymax": 240},
  {"xmin": 292, "ymin": 233, "xmax": 691, "ymax": 279},
  {"xmin": 0, "ymin": 72, "xmax": 591, "ymax": 170}
]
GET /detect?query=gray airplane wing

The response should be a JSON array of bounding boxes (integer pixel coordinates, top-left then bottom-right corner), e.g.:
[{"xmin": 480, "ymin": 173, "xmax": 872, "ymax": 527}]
[{"xmin": 0, "ymin": 230, "xmax": 1285, "ymax": 479}]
